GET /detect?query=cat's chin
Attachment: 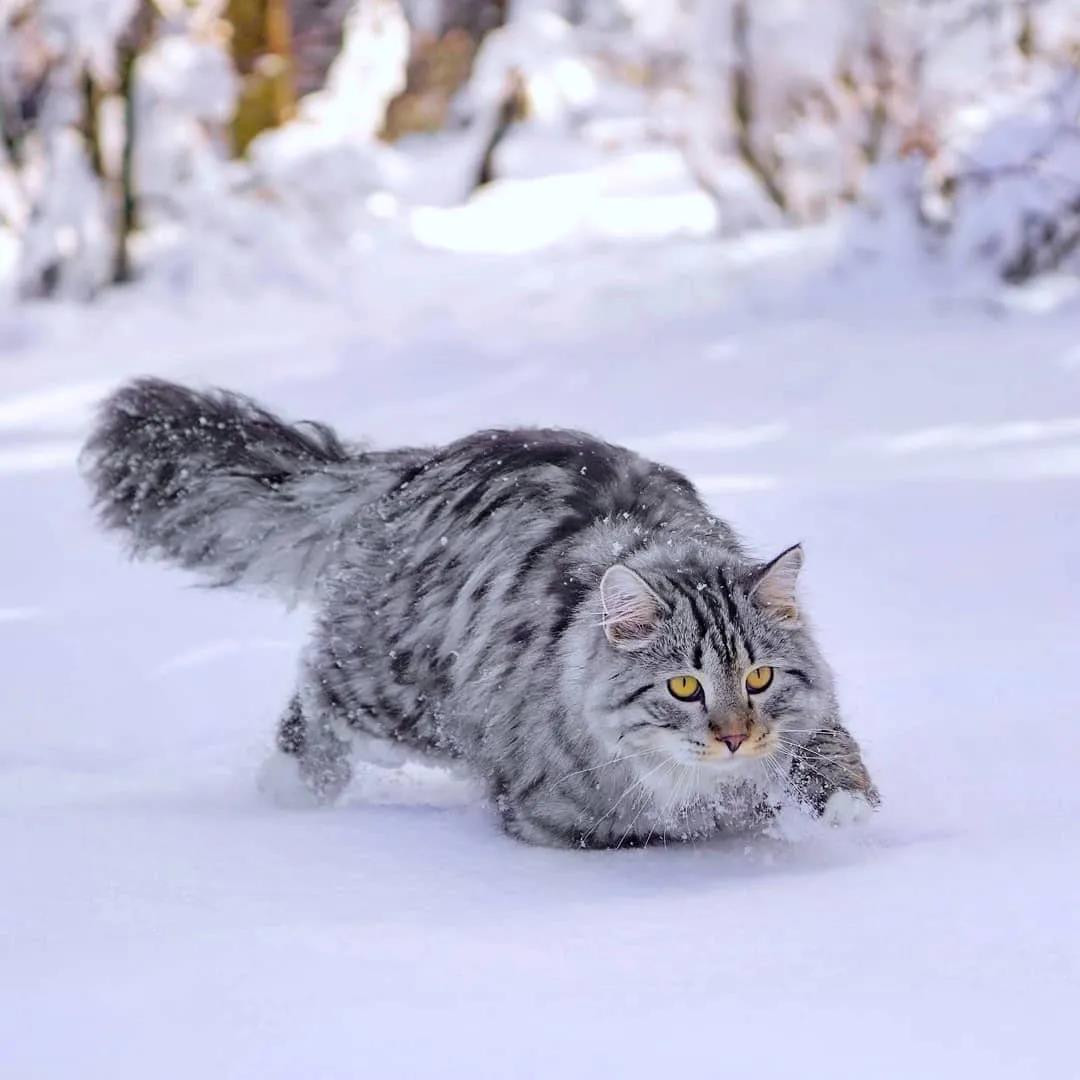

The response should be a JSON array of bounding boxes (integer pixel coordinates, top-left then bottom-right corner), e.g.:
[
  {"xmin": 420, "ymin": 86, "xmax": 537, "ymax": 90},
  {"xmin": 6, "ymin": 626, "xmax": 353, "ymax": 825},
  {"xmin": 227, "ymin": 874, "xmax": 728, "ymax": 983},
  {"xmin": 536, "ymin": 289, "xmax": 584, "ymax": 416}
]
[
  {"xmin": 694, "ymin": 757, "xmax": 769, "ymax": 791},
  {"xmin": 633, "ymin": 752, "xmax": 764, "ymax": 808},
  {"xmin": 673, "ymin": 745, "xmax": 769, "ymax": 773}
]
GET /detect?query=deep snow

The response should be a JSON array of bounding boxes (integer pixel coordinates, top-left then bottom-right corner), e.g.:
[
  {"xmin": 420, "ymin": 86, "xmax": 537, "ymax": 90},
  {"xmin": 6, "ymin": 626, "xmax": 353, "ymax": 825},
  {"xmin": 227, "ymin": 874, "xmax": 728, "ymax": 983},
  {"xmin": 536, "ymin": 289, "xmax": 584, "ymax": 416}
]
[{"xmin": 1, "ymin": 235, "xmax": 1078, "ymax": 1079}]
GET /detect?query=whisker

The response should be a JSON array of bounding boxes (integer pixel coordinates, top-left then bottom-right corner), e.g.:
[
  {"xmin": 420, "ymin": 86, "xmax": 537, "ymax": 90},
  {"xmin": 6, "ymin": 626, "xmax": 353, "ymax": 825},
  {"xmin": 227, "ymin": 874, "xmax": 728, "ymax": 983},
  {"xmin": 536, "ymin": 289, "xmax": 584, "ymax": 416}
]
[
  {"xmin": 638, "ymin": 760, "xmax": 681, "ymax": 849},
  {"xmin": 761, "ymin": 752, "xmax": 788, "ymax": 796},
  {"xmin": 773, "ymin": 738, "xmax": 865, "ymax": 780},
  {"xmin": 774, "ymin": 745, "xmax": 864, "ymax": 792},
  {"xmin": 584, "ymin": 756, "xmax": 672, "ymax": 845},
  {"xmin": 617, "ymin": 771, "xmax": 665, "ymax": 849},
  {"xmin": 548, "ymin": 748, "xmax": 661, "ymax": 789}
]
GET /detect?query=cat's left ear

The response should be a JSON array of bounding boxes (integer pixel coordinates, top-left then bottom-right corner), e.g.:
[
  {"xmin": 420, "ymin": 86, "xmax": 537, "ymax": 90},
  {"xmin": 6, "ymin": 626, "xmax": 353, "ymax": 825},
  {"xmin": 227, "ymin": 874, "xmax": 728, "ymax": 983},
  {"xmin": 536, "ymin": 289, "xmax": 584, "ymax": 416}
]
[
  {"xmin": 600, "ymin": 565, "xmax": 668, "ymax": 649},
  {"xmin": 748, "ymin": 544, "xmax": 803, "ymax": 626}
]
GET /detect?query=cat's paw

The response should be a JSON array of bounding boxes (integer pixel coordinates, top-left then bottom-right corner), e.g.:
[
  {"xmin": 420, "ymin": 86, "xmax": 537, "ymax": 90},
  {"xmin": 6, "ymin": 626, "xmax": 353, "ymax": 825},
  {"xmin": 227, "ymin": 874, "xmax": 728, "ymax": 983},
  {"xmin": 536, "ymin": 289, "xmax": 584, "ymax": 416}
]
[
  {"xmin": 821, "ymin": 789, "xmax": 876, "ymax": 828},
  {"xmin": 256, "ymin": 753, "xmax": 323, "ymax": 809}
]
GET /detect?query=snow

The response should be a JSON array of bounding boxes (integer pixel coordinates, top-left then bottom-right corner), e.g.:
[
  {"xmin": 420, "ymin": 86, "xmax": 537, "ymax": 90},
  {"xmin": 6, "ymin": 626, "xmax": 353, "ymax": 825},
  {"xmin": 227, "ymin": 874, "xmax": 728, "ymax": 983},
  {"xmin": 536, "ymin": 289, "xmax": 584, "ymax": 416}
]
[
  {"xmin": 409, "ymin": 148, "xmax": 717, "ymax": 253},
  {"xmin": 1, "ymin": 223, "xmax": 1077, "ymax": 1077}
]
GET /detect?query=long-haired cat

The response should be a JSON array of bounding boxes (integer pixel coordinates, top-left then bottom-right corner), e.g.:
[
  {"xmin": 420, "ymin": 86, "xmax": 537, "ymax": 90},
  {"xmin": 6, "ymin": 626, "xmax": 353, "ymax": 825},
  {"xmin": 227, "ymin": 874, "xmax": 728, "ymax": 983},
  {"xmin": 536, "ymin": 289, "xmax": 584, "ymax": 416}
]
[{"xmin": 83, "ymin": 379, "xmax": 878, "ymax": 847}]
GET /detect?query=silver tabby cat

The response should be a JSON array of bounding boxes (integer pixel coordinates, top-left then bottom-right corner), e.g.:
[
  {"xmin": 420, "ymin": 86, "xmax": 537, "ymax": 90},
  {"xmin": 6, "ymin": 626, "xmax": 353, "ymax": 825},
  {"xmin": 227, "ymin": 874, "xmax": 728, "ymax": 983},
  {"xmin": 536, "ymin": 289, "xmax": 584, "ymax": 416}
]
[{"xmin": 83, "ymin": 379, "xmax": 878, "ymax": 847}]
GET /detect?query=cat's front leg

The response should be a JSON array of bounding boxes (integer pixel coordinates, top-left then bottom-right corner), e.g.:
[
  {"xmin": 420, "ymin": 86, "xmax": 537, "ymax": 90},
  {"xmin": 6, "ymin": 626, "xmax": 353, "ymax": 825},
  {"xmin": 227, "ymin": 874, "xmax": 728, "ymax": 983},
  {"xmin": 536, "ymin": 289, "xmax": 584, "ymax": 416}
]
[
  {"xmin": 493, "ymin": 771, "xmax": 627, "ymax": 849},
  {"xmin": 788, "ymin": 722, "xmax": 879, "ymax": 824}
]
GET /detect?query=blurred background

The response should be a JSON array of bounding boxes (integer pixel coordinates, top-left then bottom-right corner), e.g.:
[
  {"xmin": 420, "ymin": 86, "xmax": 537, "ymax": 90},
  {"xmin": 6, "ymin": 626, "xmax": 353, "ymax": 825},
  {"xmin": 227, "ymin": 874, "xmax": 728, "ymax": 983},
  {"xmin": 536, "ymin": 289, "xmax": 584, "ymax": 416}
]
[{"xmin": 1, "ymin": 0, "xmax": 1079, "ymax": 300}]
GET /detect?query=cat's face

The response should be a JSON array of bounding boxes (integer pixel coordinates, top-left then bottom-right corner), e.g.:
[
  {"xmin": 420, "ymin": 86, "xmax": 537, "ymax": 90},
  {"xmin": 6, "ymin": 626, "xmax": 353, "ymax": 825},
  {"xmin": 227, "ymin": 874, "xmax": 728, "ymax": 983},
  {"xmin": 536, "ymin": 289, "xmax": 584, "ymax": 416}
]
[{"xmin": 586, "ymin": 546, "xmax": 832, "ymax": 803}]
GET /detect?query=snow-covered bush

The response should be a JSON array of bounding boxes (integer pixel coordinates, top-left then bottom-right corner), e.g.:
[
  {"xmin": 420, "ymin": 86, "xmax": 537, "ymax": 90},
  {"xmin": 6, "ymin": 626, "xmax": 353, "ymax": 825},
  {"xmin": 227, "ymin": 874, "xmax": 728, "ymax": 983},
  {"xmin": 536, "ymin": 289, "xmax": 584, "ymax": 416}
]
[{"xmin": 949, "ymin": 69, "xmax": 1080, "ymax": 282}]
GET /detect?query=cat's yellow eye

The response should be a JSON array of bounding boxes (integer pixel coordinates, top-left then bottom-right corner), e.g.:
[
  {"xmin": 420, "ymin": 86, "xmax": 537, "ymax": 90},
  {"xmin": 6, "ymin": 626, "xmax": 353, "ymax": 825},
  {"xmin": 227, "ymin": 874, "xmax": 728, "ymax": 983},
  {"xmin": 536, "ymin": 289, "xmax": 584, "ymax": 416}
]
[
  {"xmin": 667, "ymin": 675, "xmax": 702, "ymax": 701},
  {"xmin": 745, "ymin": 666, "xmax": 774, "ymax": 694}
]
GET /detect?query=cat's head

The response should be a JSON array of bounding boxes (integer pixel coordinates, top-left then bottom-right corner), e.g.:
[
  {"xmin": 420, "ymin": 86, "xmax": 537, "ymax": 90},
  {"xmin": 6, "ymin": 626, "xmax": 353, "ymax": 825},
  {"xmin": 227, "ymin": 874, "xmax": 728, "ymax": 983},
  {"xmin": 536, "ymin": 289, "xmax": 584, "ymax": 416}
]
[{"xmin": 583, "ymin": 544, "xmax": 835, "ymax": 801}]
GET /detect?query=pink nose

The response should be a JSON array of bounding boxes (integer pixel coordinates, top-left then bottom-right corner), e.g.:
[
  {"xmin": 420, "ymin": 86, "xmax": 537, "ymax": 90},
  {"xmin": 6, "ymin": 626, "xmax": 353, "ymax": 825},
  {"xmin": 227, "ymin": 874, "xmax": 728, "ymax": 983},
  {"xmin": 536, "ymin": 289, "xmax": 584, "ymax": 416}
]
[{"xmin": 720, "ymin": 734, "xmax": 746, "ymax": 753}]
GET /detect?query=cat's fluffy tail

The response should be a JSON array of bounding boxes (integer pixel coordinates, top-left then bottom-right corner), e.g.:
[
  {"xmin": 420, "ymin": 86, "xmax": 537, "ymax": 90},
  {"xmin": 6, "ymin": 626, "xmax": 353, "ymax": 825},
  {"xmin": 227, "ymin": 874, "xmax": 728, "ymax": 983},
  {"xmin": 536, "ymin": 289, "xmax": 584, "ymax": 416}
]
[{"xmin": 82, "ymin": 378, "xmax": 390, "ymax": 603}]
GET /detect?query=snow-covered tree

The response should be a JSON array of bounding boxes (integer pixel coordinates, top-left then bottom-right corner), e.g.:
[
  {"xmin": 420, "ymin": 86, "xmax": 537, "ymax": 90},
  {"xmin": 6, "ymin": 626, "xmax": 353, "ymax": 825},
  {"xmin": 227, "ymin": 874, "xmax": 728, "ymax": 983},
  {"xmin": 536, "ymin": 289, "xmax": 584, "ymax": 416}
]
[{"xmin": 2, "ymin": 0, "xmax": 1078, "ymax": 299}]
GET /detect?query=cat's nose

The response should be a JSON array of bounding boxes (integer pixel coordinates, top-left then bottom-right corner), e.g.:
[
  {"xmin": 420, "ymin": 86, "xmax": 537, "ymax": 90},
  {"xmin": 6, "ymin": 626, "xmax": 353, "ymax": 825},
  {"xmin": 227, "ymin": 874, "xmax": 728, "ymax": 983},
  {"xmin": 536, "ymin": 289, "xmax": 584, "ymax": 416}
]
[{"xmin": 720, "ymin": 734, "xmax": 746, "ymax": 754}]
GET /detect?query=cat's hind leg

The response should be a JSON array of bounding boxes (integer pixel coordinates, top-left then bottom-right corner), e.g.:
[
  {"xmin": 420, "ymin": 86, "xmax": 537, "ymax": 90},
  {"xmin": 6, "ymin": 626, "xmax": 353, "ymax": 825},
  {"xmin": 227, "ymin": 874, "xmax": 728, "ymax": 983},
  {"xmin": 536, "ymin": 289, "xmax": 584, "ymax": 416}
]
[{"xmin": 258, "ymin": 685, "xmax": 353, "ymax": 806}]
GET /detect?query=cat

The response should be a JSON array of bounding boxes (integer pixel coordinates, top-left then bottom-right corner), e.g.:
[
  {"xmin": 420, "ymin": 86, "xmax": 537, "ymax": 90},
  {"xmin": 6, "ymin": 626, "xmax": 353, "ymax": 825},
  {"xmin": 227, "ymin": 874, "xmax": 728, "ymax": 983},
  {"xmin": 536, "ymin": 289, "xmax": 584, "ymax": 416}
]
[{"xmin": 83, "ymin": 379, "xmax": 878, "ymax": 847}]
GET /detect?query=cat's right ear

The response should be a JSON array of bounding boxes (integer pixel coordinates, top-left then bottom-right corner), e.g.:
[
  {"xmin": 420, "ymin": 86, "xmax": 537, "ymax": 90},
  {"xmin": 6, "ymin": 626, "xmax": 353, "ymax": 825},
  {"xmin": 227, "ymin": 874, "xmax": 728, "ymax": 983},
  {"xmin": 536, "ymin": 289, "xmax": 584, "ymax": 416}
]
[
  {"xmin": 748, "ymin": 543, "xmax": 803, "ymax": 625},
  {"xmin": 600, "ymin": 565, "xmax": 667, "ymax": 650}
]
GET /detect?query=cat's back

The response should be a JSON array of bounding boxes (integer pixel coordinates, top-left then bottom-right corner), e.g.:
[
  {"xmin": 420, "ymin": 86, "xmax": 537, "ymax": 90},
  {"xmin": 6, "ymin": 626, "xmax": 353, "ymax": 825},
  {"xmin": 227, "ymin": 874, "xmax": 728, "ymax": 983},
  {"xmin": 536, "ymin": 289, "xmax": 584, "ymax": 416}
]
[{"xmin": 392, "ymin": 426, "xmax": 701, "ymax": 531}]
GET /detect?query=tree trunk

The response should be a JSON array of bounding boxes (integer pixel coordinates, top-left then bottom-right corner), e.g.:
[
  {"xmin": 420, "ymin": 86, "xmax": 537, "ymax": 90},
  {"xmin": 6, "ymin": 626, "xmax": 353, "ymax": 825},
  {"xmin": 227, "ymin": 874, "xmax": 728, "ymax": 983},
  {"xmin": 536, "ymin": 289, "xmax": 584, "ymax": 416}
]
[
  {"xmin": 112, "ymin": 0, "xmax": 157, "ymax": 285},
  {"xmin": 473, "ymin": 68, "xmax": 526, "ymax": 190},
  {"xmin": 730, "ymin": 0, "xmax": 787, "ymax": 214},
  {"xmin": 228, "ymin": 0, "xmax": 297, "ymax": 154}
]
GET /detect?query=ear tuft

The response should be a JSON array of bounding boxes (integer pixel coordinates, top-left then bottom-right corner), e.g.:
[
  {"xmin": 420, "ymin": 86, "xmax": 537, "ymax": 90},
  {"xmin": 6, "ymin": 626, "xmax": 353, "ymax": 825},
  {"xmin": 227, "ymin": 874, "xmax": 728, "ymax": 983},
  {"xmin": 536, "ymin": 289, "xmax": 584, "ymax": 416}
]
[
  {"xmin": 749, "ymin": 544, "xmax": 803, "ymax": 625},
  {"xmin": 599, "ymin": 565, "xmax": 666, "ymax": 649}
]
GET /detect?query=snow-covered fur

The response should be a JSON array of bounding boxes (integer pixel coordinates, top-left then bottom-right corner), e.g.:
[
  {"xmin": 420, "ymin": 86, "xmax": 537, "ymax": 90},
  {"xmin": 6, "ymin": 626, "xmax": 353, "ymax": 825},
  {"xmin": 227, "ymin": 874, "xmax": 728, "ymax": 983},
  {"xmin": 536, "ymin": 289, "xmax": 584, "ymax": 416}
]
[{"xmin": 83, "ymin": 379, "xmax": 877, "ymax": 846}]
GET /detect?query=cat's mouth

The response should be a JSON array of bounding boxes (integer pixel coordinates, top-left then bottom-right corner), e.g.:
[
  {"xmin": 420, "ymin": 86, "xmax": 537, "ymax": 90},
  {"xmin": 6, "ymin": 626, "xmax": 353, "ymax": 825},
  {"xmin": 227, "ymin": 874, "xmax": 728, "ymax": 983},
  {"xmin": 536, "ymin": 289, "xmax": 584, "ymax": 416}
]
[
  {"xmin": 688, "ymin": 729, "xmax": 778, "ymax": 767},
  {"xmin": 625, "ymin": 728, "xmax": 780, "ymax": 786}
]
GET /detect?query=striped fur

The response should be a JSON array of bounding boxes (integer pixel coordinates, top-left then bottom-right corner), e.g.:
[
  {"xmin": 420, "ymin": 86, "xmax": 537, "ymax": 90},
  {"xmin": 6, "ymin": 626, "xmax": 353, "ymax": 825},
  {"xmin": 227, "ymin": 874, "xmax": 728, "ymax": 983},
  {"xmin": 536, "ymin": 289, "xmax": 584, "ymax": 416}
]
[{"xmin": 83, "ymin": 379, "xmax": 878, "ymax": 847}]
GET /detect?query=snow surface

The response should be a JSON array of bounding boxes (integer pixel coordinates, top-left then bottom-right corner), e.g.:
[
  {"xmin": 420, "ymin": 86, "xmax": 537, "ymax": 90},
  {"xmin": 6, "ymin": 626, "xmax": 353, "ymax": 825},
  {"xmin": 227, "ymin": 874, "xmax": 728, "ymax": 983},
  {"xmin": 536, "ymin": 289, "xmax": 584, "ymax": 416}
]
[{"xmin": 2, "ymin": 230, "xmax": 1078, "ymax": 1078}]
